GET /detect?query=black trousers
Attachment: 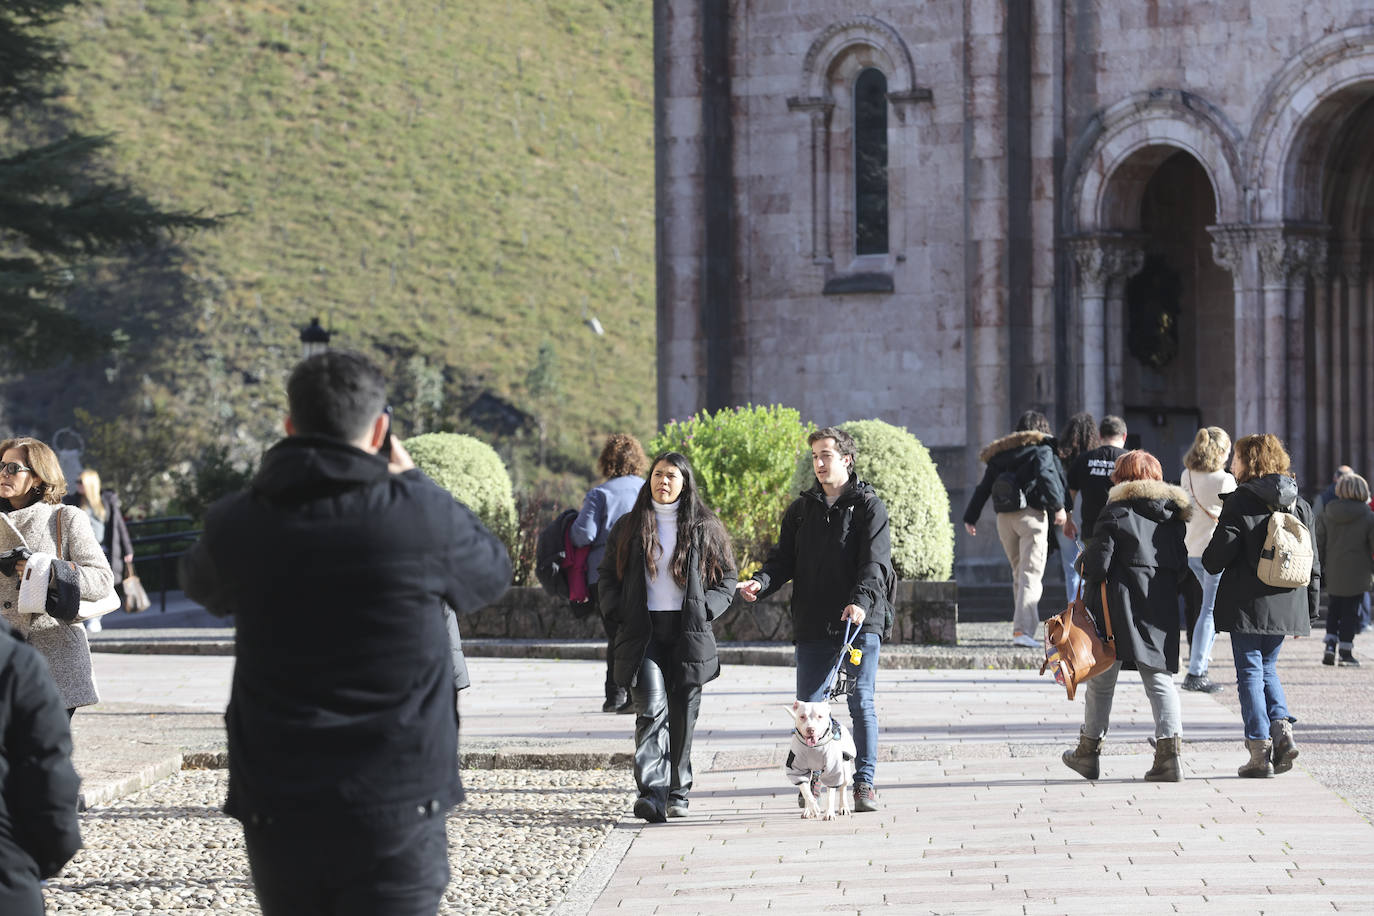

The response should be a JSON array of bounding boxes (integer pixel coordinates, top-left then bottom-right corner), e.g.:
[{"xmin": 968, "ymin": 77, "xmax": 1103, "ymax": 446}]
[
  {"xmin": 243, "ymin": 809, "xmax": 449, "ymax": 916},
  {"xmin": 1326, "ymin": 593, "xmax": 1365, "ymax": 645},
  {"xmin": 631, "ymin": 611, "xmax": 701, "ymax": 808}
]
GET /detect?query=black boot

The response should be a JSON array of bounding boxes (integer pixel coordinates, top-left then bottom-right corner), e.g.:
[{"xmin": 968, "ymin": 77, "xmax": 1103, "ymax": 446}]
[
  {"xmin": 1339, "ymin": 648, "xmax": 1361, "ymax": 667},
  {"xmin": 602, "ymin": 687, "xmax": 627, "ymax": 713}
]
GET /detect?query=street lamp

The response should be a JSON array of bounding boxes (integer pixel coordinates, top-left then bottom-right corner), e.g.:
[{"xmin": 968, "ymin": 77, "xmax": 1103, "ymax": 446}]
[{"xmin": 299, "ymin": 317, "xmax": 331, "ymax": 358}]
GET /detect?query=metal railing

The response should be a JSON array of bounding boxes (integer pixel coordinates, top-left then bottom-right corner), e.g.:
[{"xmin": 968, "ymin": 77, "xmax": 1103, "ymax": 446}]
[{"xmin": 127, "ymin": 516, "xmax": 201, "ymax": 614}]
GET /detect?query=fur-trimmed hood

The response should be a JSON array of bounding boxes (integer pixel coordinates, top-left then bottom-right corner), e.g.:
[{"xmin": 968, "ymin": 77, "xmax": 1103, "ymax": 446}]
[
  {"xmin": 1105, "ymin": 479, "xmax": 1193, "ymax": 523},
  {"xmin": 979, "ymin": 430, "xmax": 1053, "ymax": 464}
]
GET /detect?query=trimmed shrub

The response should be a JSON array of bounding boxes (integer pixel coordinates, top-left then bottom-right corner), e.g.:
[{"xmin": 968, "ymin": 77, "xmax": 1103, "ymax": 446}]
[
  {"xmin": 792, "ymin": 419, "xmax": 954, "ymax": 581},
  {"xmin": 649, "ymin": 405, "xmax": 813, "ymax": 569},
  {"xmin": 403, "ymin": 433, "xmax": 518, "ymax": 541}
]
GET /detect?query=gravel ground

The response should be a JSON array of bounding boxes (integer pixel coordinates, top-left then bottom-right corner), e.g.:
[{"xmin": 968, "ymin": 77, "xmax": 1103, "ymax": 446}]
[{"xmin": 46, "ymin": 769, "xmax": 633, "ymax": 915}]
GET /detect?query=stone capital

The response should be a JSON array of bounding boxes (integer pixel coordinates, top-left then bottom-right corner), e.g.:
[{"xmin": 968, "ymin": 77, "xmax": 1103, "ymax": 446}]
[
  {"xmin": 1255, "ymin": 226, "xmax": 1326, "ymax": 285},
  {"xmin": 1207, "ymin": 223, "xmax": 1251, "ymax": 276},
  {"xmin": 1069, "ymin": 236, "xmax": 1144, "ymax": 295}
]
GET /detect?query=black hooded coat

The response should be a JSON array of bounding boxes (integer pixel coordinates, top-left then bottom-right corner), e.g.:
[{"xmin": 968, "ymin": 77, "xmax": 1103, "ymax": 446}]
[
  {"xmin": 1202, "ymin": 473, "xmax": 1320, "ymax": 635},
  {"xmin": 182, "ymin": 436, "xmax": 512, "ymax": 827},
  {"xmin": 1079, "ymin": 479, "xmax": 1199, "ymax": 673}
]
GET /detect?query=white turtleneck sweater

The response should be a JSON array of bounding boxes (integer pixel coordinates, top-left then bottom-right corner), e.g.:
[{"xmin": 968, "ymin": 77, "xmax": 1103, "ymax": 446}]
[{"xmin": 647, "ymin": 499, "xmax": 686, "ymax": 611}]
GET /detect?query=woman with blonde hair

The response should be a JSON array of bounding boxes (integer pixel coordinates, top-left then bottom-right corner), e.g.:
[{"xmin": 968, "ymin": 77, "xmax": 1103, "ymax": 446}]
[
  {"xmin": 65, "ymin": 468, "xmax": 134, "ymax": 633},
  {"xmin": 0, "ymin": 438, "xmax": 114, "ymax": 717},
  {"xmin": 1062, "ymin": 450, "xmax": 1194, "ymax": 782},
  {"xmin": 1314, "ymin": 472, "xmax": 1374, "ymax": 666},
  {"xmin": 1203, "ymin": 434, "xmax": 1320, "ymax": 777},
  {"xmin": 1178, "ymin": 427, "xmax": 1236, "ymax": 692}
]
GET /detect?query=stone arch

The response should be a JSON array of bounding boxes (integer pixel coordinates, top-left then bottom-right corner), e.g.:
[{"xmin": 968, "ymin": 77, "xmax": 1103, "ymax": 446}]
[
  {"xmin": 1247, "ymin": 25, "xmax": 1374, "ymax": 223},
  {"xmin": 797, "ymin": 17, "xmax": 918, "ymax": 103},
  {"xmin": 1065, "ymin": 90, "xmax": 1244, "ymax": 234}
]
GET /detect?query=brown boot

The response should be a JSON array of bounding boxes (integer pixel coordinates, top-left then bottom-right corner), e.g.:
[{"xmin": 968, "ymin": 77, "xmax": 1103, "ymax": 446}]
[
  {"xmin": 1144, "ymin": 736, "xmax": 1183, "ymax": 782},
  {"xmin": 1238, "ymin": 738, "xmax": 1274, "ymax": 778},
  {"xmin": 1062, "ymin": 730, "xmax": 1103, "ymax": 780},
  {"xmin": 1270, "ymin": 719, "xmax": 1298, "ymax": 774}
]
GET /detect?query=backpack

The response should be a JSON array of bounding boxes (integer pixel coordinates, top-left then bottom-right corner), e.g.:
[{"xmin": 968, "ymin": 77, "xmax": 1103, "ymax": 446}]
[
  {"xmin": 1256, "ymin": 508, "xmax": 1314, "ymax": 589},
  {"xmin": 991, "ymin": 470, "xmax": 1027, "ymax": 513},
  {"xmin": 535, "ymin": 509, "xmax": 579, "ymax": 599}
]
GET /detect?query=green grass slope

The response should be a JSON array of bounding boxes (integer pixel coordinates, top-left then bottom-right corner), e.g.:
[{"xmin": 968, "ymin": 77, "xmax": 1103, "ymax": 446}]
[{"xmin": 43, "ymin": 0, "xmax": 655, "ymax": 479}]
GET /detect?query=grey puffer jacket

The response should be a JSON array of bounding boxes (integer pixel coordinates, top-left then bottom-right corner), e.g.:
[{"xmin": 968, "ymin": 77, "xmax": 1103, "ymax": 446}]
[
  {"xmin": 0, "ymin": 502, "xmax": 114, "ymax": 709},
  {"xmin": 1314, "ymin": 499, "xmax": 1374, "ymax": 597}
]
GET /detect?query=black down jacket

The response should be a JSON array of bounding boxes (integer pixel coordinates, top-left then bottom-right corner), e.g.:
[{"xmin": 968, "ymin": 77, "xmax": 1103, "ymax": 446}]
[
  {"xmin": 753, "ymin": 476, "xmax": 894, "ymax": 643},
  {"xmin": 182, "ymin": 435, "xmax": 511, "ymax": 827},
  {"xmin": 963, "ymin": 430, "xmax": 1066, "ymax": 525},
  {"xmin": 598, "ymin": 518, "xmax": 736, "ymax": 690},
  {"xmin": 1203, "ymin": 473, "xmax": 1320, "ymax": 636},
  {"xmin": 1079, "ymin": 480, "xmax": 1199, "ymax": 673},
  {"xmin": 0, "ymin": 619, "xmax": 82, "ymax": 916}
]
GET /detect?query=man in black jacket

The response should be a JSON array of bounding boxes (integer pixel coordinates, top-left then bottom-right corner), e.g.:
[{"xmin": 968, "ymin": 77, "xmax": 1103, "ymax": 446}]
[
  {"xmin": 0, "ymin": 619, "xmax": 82, "ymax": 916},
  {"xmin": 182, "ymin": 351, "xmax": 511, "ymax": 916},
  {"xmin": 738, "ymin": 427, "xmax": 893, "ymax": 813}
]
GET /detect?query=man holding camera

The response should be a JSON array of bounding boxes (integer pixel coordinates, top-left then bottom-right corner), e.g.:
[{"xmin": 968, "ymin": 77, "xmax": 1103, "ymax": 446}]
[{"xmin": 183, "ymin": 350, "xmax": 511, "ymax": 916}]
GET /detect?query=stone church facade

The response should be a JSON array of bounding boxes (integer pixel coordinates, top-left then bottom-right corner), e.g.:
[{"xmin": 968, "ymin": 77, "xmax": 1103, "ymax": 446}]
[{"xmin": 655, "ymin": 2, "xmax": 1374, "ymax": 575}]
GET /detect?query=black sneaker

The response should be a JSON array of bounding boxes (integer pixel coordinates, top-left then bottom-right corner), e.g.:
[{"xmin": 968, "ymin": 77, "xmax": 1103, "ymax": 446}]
[
  {"xmin": 797, "ymin": 770, "xmax": 821, "ymax": 808},
  {"xmin": 853, "ymin": 782, "xmax": 879, "ymax": 813},
  {"xmin": 1323, "ymin": 647, "xmax": 1337, "ymax": 666},
  {"xmin": 616, "ymin": 695, "xmax": 635, "ymax": 714},
  {"xmin": 1339, "ymin": 650, "xmax": 1361, "ymax": 667},
  {"xmin": 601, "ymin": 688, "xmax": 627, "ymax": 713},
  {"xmin": 1181, "ymin": 674, "xmax": 1223, "ymax": 693}
]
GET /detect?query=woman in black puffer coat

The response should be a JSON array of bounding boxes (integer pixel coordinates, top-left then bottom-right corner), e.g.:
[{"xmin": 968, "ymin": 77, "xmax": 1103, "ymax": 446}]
[
  {"xmin": 1203, "ymin": 434, "xmax": 1321, "ymax": 779},
  {"xmin": 1062, "ymin": 450, "xmax": 1198, "ymax": 783},
  {"xmin": 598, "ymin": 452, "xmax": 736, "ymax": 823}
]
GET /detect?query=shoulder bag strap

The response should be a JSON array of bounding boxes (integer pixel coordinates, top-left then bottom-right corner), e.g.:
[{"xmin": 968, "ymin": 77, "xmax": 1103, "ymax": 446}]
[
  {"xmin": 55, "ymin": 507, "xmax": 64, "ymax": 560},
  {"xmin": 1099, "ymin": 581, "xmax": 1115, "ymax": 645},
  {"xmin": 1185, "ymin": 470, "xmax": 1219, "ymax": 523}
]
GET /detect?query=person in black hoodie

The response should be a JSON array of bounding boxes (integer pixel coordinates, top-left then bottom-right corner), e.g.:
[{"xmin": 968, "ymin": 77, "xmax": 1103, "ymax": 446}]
[
  {"xmin": 182, "ymin": 351, "xmax": 511, "ymax": 916},
  {"xmin": 0, "ymin": 617, "xmax": 82, "ymax": 916},
  {"xmin": 1061, "ymin": 450, "xmax": 1197, "ymax": 783},
  {"xmin": 1203, "ymin": 433, "xmax": 1321, "ymax": 779},
  {"xmin": 738, "ymin": 427, "xmax": 894, "ymax": 813},
  {"xmin": 598, "ymin": 451, "xmax": 736, "ymax": 823},
  {"xmin": 963, "ymin": 410, "xmax": 1067, "ymax": 648}
]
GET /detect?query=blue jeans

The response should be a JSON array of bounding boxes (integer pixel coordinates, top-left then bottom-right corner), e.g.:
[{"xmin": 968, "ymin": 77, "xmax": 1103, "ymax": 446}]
[
  {"xmin": 1055, "ymin": 525, "xmax": 1082, "ymax": 599},
  {"xmin": 1186, "ymin": 557, "xmax": 1222, "ymax": 677},
  {"xmin": 796, "ymin": 632, "xmax": 880, "ymax": 786},
  {"xmin": 1230, "ymin": 634, "xmax": 1291, "ymax": 740}
]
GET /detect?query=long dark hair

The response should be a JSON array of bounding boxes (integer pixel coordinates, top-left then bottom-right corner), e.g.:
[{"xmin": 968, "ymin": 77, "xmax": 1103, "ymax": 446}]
[
  {"xmin": 1058, "ymin": 412, "xmax": 1099, "ymax": 463},
  {"xmin": 614, "ymin": 451, "xmax": 735, "ymax": 588}
]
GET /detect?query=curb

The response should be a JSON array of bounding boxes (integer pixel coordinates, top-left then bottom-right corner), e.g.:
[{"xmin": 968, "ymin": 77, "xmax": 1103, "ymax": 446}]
[
  {"xmin": 78, "ymin": 753, "xmax": 184, "ymax": 811},
  {"xmin": 90, "ymin": 638, "xmax": 1048, "ymax": 670}
]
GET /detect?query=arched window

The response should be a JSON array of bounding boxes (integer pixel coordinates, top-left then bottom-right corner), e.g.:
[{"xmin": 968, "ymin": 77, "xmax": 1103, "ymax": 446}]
[{"xmin": 854, "ymin": 68, "xmax": 889, "ymax": 255}]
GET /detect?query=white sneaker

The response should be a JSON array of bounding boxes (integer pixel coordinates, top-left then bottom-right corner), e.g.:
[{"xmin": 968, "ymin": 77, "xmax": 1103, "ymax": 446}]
[{"xmin": 1011, "ymin": 633, "xmax": 1039, "ymax": 648}]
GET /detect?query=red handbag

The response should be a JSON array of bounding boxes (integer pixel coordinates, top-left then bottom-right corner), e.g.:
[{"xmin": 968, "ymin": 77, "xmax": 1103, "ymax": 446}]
[{"xmin": 1040, "ymin": 582, "xmax": 1117, "ymax": 700}]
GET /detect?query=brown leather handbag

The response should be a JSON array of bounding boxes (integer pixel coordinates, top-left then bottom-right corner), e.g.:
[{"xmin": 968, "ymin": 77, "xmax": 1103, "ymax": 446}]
[{"xmin": 1039, "ymin": 581, "xmax": 1117, "ymax": 700}]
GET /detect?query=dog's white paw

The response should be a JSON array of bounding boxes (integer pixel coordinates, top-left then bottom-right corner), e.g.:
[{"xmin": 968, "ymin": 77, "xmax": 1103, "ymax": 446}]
[{"xmin": 800, "ymin": 807, "xmax": 819, "ymax": 820}]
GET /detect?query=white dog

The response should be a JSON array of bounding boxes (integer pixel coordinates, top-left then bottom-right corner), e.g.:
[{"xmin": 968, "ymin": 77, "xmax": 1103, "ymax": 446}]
[{"xmin": 784, "ymin": 699, "xmax": 856, "ymax": 820}]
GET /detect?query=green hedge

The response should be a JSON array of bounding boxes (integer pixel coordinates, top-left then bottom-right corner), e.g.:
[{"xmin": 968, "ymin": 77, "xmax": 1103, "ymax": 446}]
[
  {"xmin": 649, "ymin": 405, "xmax": 813, "ymax": 570},
  {"xmin": 403, "ymin": 433, "xmax": 517, "ymax": 540},
  {"xmin": 792, "ymin": 419, "xmax": 954, "ymax": 581}
]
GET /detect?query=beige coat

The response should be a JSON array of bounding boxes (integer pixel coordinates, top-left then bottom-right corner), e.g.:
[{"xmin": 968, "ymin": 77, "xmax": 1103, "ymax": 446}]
[{"xmin": 0, "ymin": 502, "xmax": 114, "ymax": 708}]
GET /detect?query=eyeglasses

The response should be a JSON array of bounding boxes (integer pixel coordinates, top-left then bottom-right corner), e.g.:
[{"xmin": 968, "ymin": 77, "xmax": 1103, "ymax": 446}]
[{"xmin": 0, "ymin": 462, "xmax": 33, "ymax": 478}]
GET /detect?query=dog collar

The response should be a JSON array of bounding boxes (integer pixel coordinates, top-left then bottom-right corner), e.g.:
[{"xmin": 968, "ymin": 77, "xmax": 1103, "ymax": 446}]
[{"xmin": 794, "ymin": 724, "xmax": 834, "ymax": 747}]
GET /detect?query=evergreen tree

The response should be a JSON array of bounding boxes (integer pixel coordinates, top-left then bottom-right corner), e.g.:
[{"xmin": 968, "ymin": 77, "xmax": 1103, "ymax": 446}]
[{"xmin": 0, "ymin": 0, "xmax": 219, "ymax": 368}]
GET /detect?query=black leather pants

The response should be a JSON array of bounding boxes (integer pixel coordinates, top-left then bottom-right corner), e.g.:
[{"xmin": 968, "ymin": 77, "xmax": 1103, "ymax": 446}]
[{"xmin": 631, "ymin": 611, "xmax": 701, "ymax": 809}]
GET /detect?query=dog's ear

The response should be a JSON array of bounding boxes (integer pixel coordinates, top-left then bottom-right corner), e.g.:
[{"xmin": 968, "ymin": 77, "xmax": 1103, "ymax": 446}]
[{"xmin": 787, "ymin": 701, "xmax": 801, "ymax": 716}]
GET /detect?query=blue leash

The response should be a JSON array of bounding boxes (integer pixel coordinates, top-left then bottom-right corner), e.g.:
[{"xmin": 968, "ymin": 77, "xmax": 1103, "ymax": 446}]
[{"xmin": 825, "ymin": 620, "xmax": 861, "ymax": 700}]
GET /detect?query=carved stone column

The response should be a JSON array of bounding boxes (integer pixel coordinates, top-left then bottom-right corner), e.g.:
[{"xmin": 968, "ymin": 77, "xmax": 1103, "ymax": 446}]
[
  {"xmin": 1256, "ymin": 228, "xmax": 1324, "ymax": 476},
  {"xmin": 1208, "ymin": 224, "xmax": 1258, "ymax": 436},
  {"xmin": 1070, "ymin": 237, "xmax": 1143, "ymax": 419},
  {"xmin": 787, "ymin": 97, "xmax": 834, "ymax": 264}
]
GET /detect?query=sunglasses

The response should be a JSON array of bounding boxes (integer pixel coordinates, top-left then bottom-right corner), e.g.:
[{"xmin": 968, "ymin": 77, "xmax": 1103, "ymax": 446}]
[{"xmin": 0, "ymin": 462, "xmax": 33, "ymax": 478}]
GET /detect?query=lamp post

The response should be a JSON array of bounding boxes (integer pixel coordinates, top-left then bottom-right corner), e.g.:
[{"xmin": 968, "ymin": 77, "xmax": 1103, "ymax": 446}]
[{"xmin": 299, "ymin": 317, "xmax": 331, "ymax": 358}]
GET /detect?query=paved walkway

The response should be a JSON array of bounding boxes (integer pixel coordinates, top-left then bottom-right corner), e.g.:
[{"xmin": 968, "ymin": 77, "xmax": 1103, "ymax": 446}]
[{"xmin": 83, "ymin": 632, "xmax": 1374, "ymax": 914}]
